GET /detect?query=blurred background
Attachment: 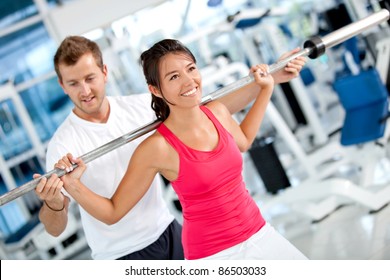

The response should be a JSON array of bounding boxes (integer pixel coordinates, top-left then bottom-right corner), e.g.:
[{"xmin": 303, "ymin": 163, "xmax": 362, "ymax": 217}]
[{"xmin": 0, "ymin": 0, "xmax": 390, "ymax": 260}]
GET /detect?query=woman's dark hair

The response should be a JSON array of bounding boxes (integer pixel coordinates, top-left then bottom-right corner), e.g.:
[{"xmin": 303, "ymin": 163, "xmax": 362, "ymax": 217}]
[
  {"xmin": 140, "ymin": 39, "xmax": 196, "ymax": 121},
  {"xmin": 54, "ymin": 36, "xmax": 104, "ymax": 82}
]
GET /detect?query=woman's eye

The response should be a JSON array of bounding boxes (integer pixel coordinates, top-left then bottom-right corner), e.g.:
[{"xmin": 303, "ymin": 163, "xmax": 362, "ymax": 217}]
[{"xmin": 170, "ymin": 74, "xmax": 178, "ymax": 80}]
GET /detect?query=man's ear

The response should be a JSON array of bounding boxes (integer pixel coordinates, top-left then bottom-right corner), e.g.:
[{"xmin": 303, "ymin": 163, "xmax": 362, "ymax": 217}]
[
  {"xmin": 148, "ymin": 85, "xmax": 162, "ymax": 98},
  {"xmin": 58, "ymin": 78, "xmax": 68, "ymax": 95},
  {"xmin": 102, "ymin": 64, "xmax": 108, "ymax": 83}
]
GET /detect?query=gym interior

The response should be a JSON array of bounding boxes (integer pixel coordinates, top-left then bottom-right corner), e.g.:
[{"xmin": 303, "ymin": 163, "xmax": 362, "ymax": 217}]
[{"xmin": 1, "ymin": 0, "xmax": 390, "ymax": 260}]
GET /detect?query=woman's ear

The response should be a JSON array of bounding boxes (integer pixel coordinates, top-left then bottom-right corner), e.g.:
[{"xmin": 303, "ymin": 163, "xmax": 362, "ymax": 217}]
[{"xmin": 148, "ymin": 85, "xmax": 162, "ymax": 98}]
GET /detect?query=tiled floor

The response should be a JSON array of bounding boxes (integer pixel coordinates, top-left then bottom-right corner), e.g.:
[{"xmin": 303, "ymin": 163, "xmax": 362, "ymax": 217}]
[{"xmin": 267, "ymin": 202, "xmax": 390, "ymax": 260}]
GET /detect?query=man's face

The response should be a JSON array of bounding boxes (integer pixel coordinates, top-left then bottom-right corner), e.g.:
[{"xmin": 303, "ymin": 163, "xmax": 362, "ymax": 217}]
[{"xmin": 58, "ymin": 53, "xmax": 108, "ymax": 122}]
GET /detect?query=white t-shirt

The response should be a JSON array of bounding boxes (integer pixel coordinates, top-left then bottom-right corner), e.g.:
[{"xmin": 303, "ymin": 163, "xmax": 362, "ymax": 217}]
[{"xmin": 46, "ymin": 94, "xmax": 174, "ymax": 259}]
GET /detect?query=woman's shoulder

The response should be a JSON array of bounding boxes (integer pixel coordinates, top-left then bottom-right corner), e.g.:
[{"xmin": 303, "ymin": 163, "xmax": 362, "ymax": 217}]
[
  {"xmin": 136, "ymin": 131, "xmax": 170, "ymax": 157},
  {"xmin": 132, "ymin": 130, "xmax": 175, "ymax": 169},
  {"xmin": 205, "ymin": 101, "xmax": 231, "ymax": 120}
]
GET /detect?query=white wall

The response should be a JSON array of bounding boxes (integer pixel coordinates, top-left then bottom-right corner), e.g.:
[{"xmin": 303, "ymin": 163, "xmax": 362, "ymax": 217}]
[{"xmin": 48, "ymin": 0, "xmax": 166, "ymax": 42}]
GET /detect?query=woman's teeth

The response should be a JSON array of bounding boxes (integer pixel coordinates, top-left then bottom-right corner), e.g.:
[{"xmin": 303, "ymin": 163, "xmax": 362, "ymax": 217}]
[{"xmin": 182, "ymin": 88, "xmax": 197, "ymax": 96}]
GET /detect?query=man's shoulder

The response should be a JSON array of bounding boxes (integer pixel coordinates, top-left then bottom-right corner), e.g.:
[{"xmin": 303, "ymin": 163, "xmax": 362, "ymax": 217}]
[
  {"xmin": 50, "ymin": 116, "xmax": 76, "ymax": 137},
  {"xmin": 109, "ymin": 94, "xmax": 155, "ymax": 122},
  {"xmin": 109, "ymin": 93, "xmax": 151, "ymax": 106},
  {"xmin": 47, "ymin": 115, "xmax": 79, "ymax": 148}
]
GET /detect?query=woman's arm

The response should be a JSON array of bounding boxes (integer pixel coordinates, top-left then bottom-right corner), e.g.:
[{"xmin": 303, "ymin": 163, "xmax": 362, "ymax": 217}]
[
  {"xmin": 218, "ymin": 48, "xmax": 305, "ymax": 114},
  {"xmin": 57, "ymin": 137, "xmax": 163, "ymax": 225},
  {"xmin": 210, "ymin": 64, "xmax": 274, "ymax": 152}
]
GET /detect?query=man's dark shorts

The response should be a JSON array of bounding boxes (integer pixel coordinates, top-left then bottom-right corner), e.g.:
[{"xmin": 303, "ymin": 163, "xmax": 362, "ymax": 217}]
[{"xmin": 117, "ymin": 220, "xmax": 183, "ymax": 260}]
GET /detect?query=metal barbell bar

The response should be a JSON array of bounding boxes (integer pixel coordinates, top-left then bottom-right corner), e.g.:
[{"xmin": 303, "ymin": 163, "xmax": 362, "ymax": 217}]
[{"xmin": 0, "ymin": 9, "xmax": 389, "ymax": 206}]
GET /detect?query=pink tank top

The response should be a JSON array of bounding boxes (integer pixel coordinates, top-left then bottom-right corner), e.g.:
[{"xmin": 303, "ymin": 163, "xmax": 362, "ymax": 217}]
[{"xmin": 157, "ymin": 106, "xmax": 265, "ymax": 259}]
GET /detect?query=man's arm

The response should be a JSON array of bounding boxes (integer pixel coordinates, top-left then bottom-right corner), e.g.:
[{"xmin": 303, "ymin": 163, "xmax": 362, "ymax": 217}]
[
  {"xmin": 219, "ymin": 47, "xmax": 306, "ymax": 114},
  {"xmin": 34, "ymin": 173, "xmax": 70, "ymax": 236}
]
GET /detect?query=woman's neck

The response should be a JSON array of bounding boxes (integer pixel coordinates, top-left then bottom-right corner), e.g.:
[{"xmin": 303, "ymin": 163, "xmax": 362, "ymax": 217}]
[{"xmin": 165, "ymin": 105, "xmax": 206, "ymax": 130}]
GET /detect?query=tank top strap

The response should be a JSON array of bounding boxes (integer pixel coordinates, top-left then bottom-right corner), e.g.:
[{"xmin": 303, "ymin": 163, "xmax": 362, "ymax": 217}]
[
  {"xmin": 156, "ymin": 122, "xmax": 187, "ymax": 154},
  {"xmin": 157, "ymin": 105, "xmax": 228, "ymax": 160},
  {"xmin": 199, "ymin": 105, "xmax": 224, "ymax": 132}
]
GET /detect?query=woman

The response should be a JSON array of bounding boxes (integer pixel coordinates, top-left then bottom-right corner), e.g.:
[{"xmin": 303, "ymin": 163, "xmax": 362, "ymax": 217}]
[{"xmin": 58, "ymin": 39, "xmax": 307, "ymax": 260}]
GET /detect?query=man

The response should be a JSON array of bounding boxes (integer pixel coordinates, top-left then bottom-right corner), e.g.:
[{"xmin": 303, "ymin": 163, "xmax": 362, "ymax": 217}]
[{"xmin": 34, "ymin": 36, "xmax": 305, "ymax": 260}]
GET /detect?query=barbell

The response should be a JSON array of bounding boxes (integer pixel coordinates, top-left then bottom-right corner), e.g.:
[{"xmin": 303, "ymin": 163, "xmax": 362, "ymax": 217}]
[{"xmin": 0, "ymin": 9, "xmax": 389, "ymax": 206}]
